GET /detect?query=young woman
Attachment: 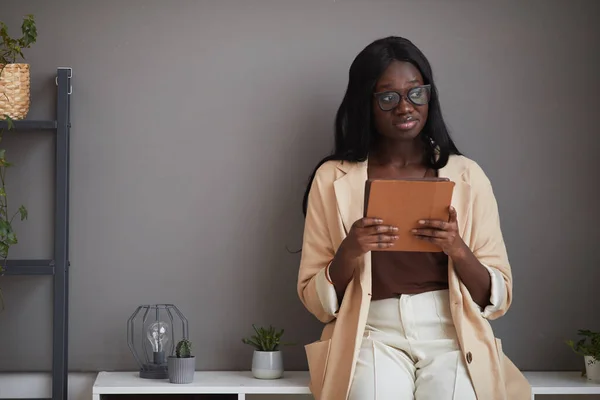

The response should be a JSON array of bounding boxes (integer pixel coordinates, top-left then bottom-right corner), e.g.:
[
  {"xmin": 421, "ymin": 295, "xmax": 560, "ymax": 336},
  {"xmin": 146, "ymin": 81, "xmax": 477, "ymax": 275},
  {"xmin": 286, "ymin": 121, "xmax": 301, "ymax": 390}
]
[{"xmin": 297, "ymin": 36, "xmax": 531, "ymax": 400}]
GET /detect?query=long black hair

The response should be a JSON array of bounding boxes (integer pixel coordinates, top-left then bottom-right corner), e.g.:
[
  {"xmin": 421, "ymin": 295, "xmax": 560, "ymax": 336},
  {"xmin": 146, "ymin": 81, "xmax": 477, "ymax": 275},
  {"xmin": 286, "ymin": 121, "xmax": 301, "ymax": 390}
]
[{"xmin": 302, "ymin": 36, "xmax": 461, "ymax": 216}]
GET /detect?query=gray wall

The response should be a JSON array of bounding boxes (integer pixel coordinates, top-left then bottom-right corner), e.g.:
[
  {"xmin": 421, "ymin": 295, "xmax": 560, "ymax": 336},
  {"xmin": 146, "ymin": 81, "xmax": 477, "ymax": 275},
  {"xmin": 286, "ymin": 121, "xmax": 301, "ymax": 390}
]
[{"xmin": 1, "ymin": 0, "xmax": 599, "ymax": 377}]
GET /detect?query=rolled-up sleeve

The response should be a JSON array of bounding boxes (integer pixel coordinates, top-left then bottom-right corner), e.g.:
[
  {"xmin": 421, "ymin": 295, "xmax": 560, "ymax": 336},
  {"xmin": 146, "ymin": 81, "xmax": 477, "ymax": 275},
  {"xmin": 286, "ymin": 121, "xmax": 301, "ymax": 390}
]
[
  {"xmin": 480, "ymin": 264, "xmax": 507, "ymax": 318},
  {"xmin": 468, "ymin": 161, "xmax": 513, "ymax": 320},
  {"xmin": 314, "ymin": 262, "xmax": 340, "ymax": 317}
]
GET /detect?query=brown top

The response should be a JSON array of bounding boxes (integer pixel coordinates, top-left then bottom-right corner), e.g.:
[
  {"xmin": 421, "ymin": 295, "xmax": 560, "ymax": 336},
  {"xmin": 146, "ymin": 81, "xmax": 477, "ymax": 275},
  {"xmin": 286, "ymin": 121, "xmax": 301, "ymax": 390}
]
[{"xmin": 371, "ymin": 250, "xmax": 449, "ymax": 300}]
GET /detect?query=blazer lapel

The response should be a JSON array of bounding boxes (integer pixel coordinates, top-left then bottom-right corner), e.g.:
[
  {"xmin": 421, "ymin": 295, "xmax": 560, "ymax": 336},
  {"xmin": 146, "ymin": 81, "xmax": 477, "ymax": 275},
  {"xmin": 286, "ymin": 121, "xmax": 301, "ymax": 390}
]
[
  {"xmin": 438, "ymin": 157, "xmax": 471, "ymax": 324},
  {"xmin": 333, "ymin": 160, "xmax": 368, "ymax": 236},
  {"xmin": 438, "ymin": 158, "xmax": 470, "ymax": 238},
  {"xmin": 332, "ymin": 160, "xmax": 371, "ymax": 296}
]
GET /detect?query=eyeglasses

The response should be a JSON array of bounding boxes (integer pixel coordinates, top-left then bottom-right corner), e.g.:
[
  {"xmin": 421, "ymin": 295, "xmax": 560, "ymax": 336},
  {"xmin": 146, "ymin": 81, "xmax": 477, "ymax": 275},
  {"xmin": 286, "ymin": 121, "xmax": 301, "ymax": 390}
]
[{"xmin": 373, "ymin": 85, "xmax": 431, "ymax": 111}]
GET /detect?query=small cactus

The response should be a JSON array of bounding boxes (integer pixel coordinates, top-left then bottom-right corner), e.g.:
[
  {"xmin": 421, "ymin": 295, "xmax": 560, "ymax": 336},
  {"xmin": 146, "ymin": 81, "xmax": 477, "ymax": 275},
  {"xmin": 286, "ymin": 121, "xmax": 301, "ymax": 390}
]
[{"xmin": 175, "ymin": 339, "xmax": 192, "ymax": 358}]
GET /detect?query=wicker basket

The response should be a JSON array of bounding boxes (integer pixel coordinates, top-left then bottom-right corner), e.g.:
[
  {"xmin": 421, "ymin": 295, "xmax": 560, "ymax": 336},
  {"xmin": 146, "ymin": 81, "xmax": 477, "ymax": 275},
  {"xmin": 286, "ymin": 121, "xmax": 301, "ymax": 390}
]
[{"xmin": 0, "ymin": 63, "xmax": 31, "ymax": 120}]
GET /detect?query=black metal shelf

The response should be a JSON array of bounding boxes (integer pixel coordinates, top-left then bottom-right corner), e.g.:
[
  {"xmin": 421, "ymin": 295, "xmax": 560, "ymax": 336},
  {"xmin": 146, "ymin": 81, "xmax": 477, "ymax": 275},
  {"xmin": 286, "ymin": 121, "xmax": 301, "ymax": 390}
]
[
  {"xmin": 0, "ymin": 120, "xmax": 57, "ymax": 130},
  {"xmin": 0, "ymin": 67, "xmax": 72, "ymax": 400},
  {"xmin": 1, "ymin": 259, "xmax": 55, "ymax": 275}
]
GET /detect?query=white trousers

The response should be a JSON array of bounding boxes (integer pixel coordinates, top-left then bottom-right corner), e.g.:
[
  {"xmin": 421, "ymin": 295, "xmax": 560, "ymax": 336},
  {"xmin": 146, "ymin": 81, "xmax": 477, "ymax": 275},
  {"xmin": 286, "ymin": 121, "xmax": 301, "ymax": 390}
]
[{"xmin": 348, "ymin": 289, "xmax": 477, "ymax": 400}]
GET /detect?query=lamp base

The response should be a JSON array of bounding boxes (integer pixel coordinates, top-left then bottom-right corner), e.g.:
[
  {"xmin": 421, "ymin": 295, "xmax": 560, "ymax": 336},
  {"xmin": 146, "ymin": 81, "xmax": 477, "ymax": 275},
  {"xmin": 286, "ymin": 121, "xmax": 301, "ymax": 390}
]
[{"xmin": 139, "ymin": 363, "xmax": 168, "ymax": 379}]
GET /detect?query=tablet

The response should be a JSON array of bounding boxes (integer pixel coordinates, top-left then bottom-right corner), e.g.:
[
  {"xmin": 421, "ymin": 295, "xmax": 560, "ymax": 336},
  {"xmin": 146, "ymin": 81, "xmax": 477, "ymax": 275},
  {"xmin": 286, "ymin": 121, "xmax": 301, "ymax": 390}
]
[{"xmin": 364, "ymin": 178, "xmax": 455, "ymax": 252}]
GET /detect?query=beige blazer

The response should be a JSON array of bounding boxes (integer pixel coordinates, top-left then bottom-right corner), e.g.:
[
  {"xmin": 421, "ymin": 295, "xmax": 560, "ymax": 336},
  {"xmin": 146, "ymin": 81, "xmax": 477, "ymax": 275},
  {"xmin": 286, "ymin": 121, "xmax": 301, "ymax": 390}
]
[{"xmin": 297, "ymin": 155, "xmax": 531, "ymax": 400}]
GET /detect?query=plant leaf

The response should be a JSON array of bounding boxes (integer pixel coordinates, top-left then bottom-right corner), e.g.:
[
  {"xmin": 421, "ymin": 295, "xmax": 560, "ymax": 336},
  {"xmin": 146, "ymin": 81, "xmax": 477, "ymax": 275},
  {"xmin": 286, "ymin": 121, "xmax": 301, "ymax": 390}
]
[
  {"xmin": 0, "ymin": 16, "xmax": 36, "ymax": 64},
  {"xmin": 6, "ymin": 231, "xmax": 16, "ymax": 245},
  {"xmin": 0, "ymin": 219, "xmax": 9, "ymax": 237},
  {"xmin": 5, "ymin": 116, "xmax": 14, "ymax": 130},
  {"xmin": 242, "ymin": 324, "xmax": 291, "ymax": 351},
  {"xmin": 18, "ymin": 205, "xmax": 27, "ymax": 220},
  {"xmin": 0, "ymin": 241, "xmax": 8, "ymax": 259},
  {"xmin": 566, "ymin": 330, "xmax": 600, "ymax": 359}
]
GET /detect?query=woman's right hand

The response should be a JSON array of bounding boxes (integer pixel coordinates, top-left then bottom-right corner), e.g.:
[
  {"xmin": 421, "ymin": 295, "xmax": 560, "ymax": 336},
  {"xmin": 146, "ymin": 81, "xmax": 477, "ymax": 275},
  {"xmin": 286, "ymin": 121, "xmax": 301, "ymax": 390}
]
[
  {"xmin": 338, "ymin": 217, "xmax": 399, "ymax": 260},
  {"xmin": 329, "ymin": 218, "xmax": 398, "ymax": 300}
]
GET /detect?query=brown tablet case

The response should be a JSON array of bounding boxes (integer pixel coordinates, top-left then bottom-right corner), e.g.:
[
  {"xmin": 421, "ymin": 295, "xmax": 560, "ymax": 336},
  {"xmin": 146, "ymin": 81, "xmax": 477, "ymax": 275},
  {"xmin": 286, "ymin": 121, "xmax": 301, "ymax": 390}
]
[{"xmin": 364, "ymin": 178, "xmax": 455, "ymax": 252}]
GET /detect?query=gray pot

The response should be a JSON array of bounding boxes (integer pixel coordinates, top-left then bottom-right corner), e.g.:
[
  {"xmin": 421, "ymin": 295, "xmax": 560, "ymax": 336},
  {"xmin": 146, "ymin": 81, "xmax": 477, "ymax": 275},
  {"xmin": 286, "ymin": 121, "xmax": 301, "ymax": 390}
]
[
  {"xmin": 252, "ymin": 350, "xmax": 283, "ymax": 379},
  {"xmin": 167, "ymin": 356, "xmax": 195, "ymax": 384}
]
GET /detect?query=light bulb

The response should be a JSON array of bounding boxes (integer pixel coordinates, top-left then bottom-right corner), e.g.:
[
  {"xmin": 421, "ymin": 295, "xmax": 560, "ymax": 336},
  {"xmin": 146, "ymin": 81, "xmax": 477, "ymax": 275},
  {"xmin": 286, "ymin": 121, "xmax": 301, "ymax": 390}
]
[{"xmin": 146, "ymin": 321, "xmax": 169, "ymax": 353}]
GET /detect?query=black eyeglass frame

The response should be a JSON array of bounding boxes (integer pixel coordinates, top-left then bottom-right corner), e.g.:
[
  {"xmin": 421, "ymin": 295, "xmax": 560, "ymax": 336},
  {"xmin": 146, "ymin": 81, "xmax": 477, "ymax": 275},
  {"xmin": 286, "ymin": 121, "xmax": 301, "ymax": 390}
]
[{"xmin": 373, "ymin": 84, "xmax": 432, "ymax": 111}]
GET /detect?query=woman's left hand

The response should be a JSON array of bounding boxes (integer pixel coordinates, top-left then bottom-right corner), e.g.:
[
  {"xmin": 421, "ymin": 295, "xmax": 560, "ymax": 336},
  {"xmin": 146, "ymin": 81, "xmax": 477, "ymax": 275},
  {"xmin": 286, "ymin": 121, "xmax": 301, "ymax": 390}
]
[{"xmin": 412, "ymin": 206, "xmax": 466, "ymax": 259}]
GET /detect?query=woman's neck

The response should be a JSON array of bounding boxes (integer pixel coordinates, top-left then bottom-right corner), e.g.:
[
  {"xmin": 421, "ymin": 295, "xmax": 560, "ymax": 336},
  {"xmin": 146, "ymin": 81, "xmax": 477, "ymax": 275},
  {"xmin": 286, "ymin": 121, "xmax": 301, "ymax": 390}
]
[{"xmin": 370, "ymin": 137, "xmax": 425, "ymax": 167}]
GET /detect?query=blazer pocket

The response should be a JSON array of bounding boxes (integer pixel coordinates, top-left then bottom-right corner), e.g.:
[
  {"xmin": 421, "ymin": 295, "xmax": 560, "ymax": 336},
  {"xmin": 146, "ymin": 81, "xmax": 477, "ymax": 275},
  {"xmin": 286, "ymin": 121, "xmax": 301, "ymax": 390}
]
[{"xmin": 305, "ymin": 339, "xmax": 332, "ymax": 400}]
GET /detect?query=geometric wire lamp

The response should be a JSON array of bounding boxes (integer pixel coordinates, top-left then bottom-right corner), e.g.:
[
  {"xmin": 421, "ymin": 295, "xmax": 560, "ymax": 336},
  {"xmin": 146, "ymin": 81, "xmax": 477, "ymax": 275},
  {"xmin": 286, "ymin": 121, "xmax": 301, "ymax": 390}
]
[{"xmin": 127, "ymin": 304, "xmax": 189, "ymax": 379}]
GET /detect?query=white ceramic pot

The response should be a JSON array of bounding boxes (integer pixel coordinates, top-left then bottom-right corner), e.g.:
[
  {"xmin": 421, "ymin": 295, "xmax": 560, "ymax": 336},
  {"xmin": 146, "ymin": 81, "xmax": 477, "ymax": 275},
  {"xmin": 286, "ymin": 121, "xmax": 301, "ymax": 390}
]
[
  {"xmin": 585, "ymin": 356, "xmax": 600, "ymax": 382},
  {"xmin": 252, "ymin": 350, "xmax": 283, "ymax": 379}
]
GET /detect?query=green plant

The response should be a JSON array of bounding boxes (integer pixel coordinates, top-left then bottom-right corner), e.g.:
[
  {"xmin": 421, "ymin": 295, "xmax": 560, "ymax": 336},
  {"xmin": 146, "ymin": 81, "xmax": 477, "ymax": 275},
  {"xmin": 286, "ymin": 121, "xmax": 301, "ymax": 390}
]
[
  {"xmin": 1, "ymin": 14, "xmax": 37, "ymax": 66},
  {"xmin": 0, "ymin": 117, "xmax": 28, "ymax": 271},
  {"xmin": 566, "ymin": 330, "xmax": 600, "ymax": 364},
  {"xmin": 242, "ymin": 324, "xmax": 293, "ymax": 352},
  {"xmin": 0, "ymin": 118, "xmax": 28, "ymax": 311},
  {"xmin": 175, "ymin": 339, "xmax": 193, "ymax": 358}
]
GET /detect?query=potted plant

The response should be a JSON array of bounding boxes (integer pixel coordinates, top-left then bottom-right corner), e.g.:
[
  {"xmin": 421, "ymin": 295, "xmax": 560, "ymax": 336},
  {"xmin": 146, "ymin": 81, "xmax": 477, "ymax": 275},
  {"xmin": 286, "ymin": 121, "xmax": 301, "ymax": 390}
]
[
  {"xmin": 566, "ymin": 329, "xmax": 600, "ymax": 382},
  {"xmin": 1, "ymin": 14, "xmax": 37, "ymax": 120},
  {"xmin": 167, "ymin": 338, "xmax": 195, "ymax": 384},
  {"xmin": 242, "ymin": 324, "xmax": 292, "ymax": 380}
]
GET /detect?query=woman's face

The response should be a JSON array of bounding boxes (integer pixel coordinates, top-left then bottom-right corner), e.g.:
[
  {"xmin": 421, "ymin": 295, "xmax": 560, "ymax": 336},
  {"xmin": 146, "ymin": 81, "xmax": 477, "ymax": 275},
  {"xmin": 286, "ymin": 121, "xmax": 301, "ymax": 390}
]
[{"xmin": 372, "ymin": 60, "xmax": 429, "ymax": 142}]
